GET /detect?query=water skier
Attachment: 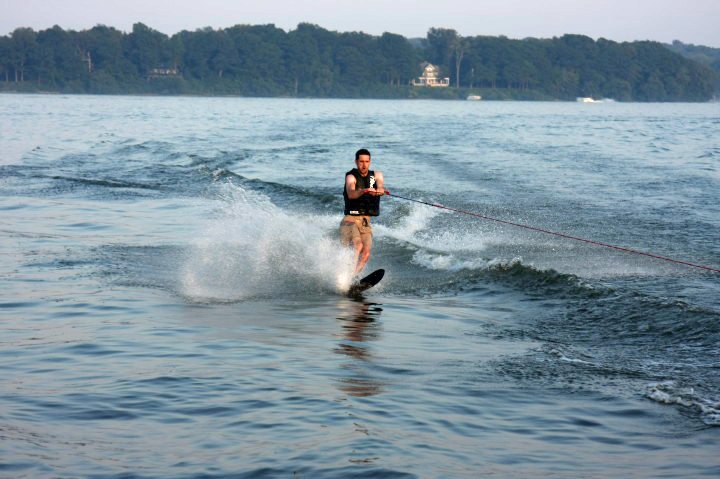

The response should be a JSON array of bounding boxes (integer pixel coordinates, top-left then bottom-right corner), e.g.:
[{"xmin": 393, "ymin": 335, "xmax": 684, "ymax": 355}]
[{"xmin": 340, "ymin": 148, "xmax": 387, "ymax": 275}]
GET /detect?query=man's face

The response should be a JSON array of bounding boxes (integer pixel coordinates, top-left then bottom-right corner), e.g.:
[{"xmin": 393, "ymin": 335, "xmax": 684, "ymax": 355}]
[{"xmin": 355, "ymin": 155, "xmax": 371, "ymax": 176}]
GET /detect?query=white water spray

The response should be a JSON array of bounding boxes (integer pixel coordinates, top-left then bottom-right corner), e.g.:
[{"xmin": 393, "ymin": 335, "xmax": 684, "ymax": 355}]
[{"xmin": 180, "ymin": 184, "xmax": 355, "ymax": 302}]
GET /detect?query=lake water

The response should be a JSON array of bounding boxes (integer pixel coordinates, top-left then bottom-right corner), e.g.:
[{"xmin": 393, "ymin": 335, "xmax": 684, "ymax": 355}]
[{"xmin": 1, "ymin": 94, "xmax": 719, "ymax": 478}]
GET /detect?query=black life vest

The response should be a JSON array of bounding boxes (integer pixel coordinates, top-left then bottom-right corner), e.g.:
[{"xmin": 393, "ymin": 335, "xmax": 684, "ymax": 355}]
[{"xmin": 343, "ymin": 168, "xmax": 380, "ymax": 216}]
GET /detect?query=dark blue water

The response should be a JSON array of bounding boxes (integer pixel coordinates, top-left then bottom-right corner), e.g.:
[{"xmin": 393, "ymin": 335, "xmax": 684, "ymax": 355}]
[{"xmin": 1, "ymin": 94, "xmax": 719, "ymax": 478}]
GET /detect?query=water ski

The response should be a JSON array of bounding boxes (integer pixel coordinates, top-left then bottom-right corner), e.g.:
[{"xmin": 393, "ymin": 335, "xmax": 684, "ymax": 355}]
[{"xmin": 348, "ymin": 269, "xmax": 385, "ymax": 296}]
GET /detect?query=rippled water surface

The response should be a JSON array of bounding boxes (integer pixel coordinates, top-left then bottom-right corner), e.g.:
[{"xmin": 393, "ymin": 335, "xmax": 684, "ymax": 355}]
[{"xmin": 1, "ymin": 94, "xmax": 719, "ymax": 478}]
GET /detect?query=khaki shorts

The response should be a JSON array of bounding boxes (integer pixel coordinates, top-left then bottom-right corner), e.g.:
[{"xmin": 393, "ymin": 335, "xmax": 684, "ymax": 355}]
[{"xmin": 339, "ymin": 215, "xmax": 372, "ymax": 250}]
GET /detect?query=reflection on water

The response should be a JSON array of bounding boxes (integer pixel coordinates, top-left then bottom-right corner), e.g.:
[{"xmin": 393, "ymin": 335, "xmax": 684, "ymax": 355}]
[{"xmin": 334, "ymin": 298, "xmax": 385, "ymax": 397}]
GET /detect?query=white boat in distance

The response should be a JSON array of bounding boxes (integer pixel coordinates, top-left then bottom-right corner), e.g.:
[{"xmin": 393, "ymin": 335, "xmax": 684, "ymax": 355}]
[{"xmin": 577, "ymin": 97, "xmax": 616, "ymax": 103}]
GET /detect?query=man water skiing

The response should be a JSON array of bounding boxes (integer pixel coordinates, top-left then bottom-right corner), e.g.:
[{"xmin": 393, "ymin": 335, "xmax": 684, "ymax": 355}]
[{"xmin": 340, "ymin": 148, "xmax": 387, "ymax": 275}]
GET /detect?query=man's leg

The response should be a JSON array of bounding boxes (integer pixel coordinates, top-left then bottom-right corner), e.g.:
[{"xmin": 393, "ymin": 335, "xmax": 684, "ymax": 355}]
[
  {"xmin": 352, "ymin": 237, "xmax": 366, "ymax": 274},
  {"xmin": 354, "ymin": 231, "xmax": 372, "ymax": 274},
  {"xmin": 341, "ymin": 218, "xmax": 364, "ymax": 274}
]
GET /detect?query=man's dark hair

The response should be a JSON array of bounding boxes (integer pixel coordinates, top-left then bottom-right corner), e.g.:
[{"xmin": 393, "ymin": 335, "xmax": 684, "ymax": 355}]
[{"xmin": 355, "ymin": 148, "xmax": 371, "ymax": 161}]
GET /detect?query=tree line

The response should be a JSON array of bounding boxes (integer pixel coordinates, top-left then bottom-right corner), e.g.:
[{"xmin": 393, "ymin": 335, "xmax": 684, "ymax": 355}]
[
  {"xmin": 0, "ymin": 23, "xmax": 716, "ymax": 101},
  {"xmin": 665, "ymin": 40, "xmax": 720, "ymax": 93}
]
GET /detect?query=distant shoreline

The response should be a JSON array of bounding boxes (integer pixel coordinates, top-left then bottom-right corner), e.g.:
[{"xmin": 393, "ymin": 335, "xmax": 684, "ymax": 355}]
[
  {"xmin": 3, "ymin": 90, "xmax": 718, "ymax": 103},
  {"xmin": 1, "ymin": 89, "xmax": 543, "ymax": 100},
  {"xmin": 1, "ymin": 24, "xmax": 716, "ymax": 102},
  {"xmin": 0, "ymin": 87, "xmax": 548, "ymax": 101}
]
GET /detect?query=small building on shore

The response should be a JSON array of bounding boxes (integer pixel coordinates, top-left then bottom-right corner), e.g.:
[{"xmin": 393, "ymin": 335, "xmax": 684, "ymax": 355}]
[
  {"xmin": 148, "ymin": 68, "xmax": 181, "ymax": 79},
  {"xmin": 411, "ymin": 62, "xmax": 450, "ymax": 87}
]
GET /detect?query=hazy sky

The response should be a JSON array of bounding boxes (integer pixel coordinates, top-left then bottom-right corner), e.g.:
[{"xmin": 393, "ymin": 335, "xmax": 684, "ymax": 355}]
[{"xmin": 2, "ymin": 0, "xmax": 719, "ymax": 47}]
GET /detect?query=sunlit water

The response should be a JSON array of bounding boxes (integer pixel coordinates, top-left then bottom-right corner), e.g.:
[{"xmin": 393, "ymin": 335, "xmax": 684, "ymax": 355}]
[{"xmin": 1, "ymin": 94, "xmax": 719, "ymax": 478}]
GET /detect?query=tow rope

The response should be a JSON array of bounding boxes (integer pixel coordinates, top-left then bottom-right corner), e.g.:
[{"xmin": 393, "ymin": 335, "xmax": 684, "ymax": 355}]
[{"xmin": 386, "ymin": 192, "xmax": 719, "ymax": 274}]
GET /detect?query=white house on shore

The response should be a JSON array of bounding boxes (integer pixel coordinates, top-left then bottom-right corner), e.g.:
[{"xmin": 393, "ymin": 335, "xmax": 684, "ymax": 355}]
[
  {"xmin": 411, "ymin": 62, "xmax": 450, "ymax": 87},
  {"xmin": 148, "ymin": 68, "xmax": 181, "ymax": 78}
]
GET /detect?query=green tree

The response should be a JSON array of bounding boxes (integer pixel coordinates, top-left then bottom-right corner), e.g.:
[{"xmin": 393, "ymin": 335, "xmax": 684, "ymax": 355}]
[
  {"xmin": 425, "ymin": 27, "xmax": 458, "ymax": 82},
  {"xmin": 124, "ymin": 23, "xmax": 169, "ymax": 75},
  {"xmin": 209, "ymin": 30, "xmax": 239, "ymax": 79},
  {"xmin": 504, "ymin": 59, "xmax": 538, "ymax": 91},
  {"xmin": 227, "ymin": 24, "xmax": 287, "ymax": 94},
  {"xmin": 334, "ymin": 31, "xmax": 380, "ymax": 94},
  {"xmin": 451, "ymin": 36, "xmax": 468, "ymax": 87},
  {"xmin": 603, "ymin": 78, "xmax": 632, "ymax": 101},
  {"xmin": 11, "ymin": 27, "xmax": 37, "ymax": 82},
  {"xmin": 35, "ymin": 25, "xmax": 86, "ymax": 88},
  {"xmin": 0, "ymin": 35, "xmax": 16, "ymax": 82},
  {"xmin": 179, "ymin": 28, "xmax": 215, "ymax": 81},
  {"xmin": 167, "ymin": 34, "xmax": 185, "ymax": 72},
  {"xmin": 378, "ymin": 32, "xmax": 419, "ymax": 86},
  {"xmin": 285, "ymin": 23, "xmax": 335, "ymax": 96}
]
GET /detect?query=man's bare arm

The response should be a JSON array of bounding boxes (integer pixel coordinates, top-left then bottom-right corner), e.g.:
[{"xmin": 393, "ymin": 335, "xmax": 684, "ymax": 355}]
[{"xmin": 345, "ymin": 174, "xmax": 364, "ymax": 199}]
